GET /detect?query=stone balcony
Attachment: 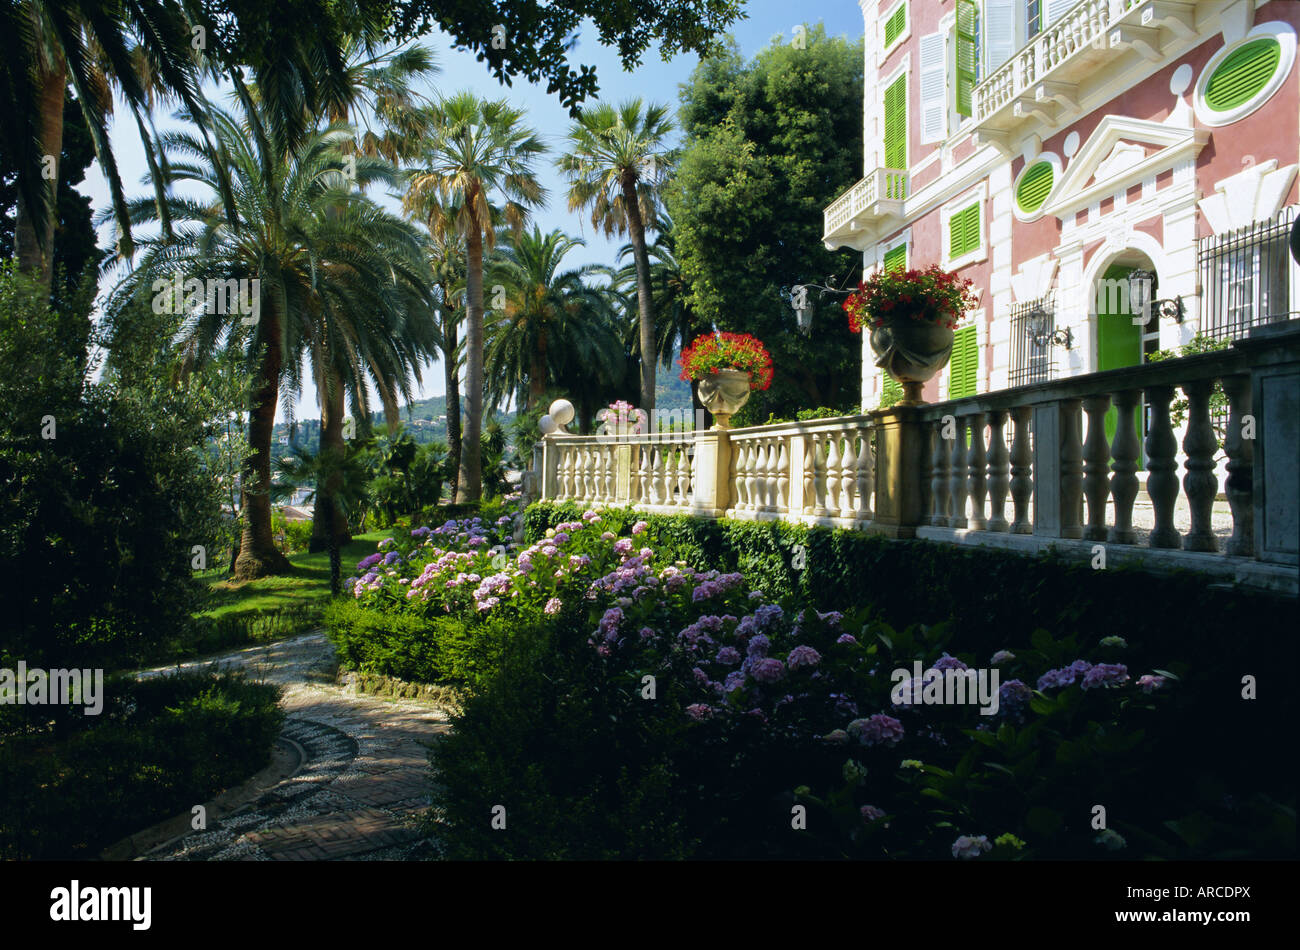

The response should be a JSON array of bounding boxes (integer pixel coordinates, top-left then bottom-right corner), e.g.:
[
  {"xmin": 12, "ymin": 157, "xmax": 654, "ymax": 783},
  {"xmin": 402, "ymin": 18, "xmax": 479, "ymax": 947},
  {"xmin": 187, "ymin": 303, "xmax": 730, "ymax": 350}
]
[
  {"xmin": 971, "ymin": 0, "xmax": 1199, "ymax": 148},
  {"xmin": 821, "ymin": 167, "xmax": 909, "ymax": 250},
  {"xmin": 534, "ymin": 322, "xmax": 1300, "ymax": 596}
]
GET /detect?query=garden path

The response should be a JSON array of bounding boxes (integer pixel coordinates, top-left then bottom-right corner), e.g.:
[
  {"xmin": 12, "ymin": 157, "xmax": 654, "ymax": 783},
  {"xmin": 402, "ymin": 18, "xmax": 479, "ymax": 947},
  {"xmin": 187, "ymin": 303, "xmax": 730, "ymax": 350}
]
[{"xmin": 136, "ymin": 633, "xmax": 448, "ymax": 861}]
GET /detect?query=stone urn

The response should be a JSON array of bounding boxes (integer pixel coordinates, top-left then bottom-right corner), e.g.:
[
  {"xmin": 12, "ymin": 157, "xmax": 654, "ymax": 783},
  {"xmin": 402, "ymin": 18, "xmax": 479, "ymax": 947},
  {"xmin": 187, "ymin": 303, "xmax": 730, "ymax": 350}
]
[
  {"xmin": 869, "ymin": 318, "xmax": 954, "ymax": 405},
  {"xmin": 696, "ymin": 368, "xmax": 752, "ymax": 428}
]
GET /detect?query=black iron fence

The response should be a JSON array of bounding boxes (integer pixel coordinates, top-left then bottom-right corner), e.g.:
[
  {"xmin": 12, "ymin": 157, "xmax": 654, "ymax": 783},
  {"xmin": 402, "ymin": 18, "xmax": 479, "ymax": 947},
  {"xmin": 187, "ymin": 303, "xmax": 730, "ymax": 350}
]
[
  {"xmin": 1009, "ymin": 293, "xmax": 1057, "ymax": 387},
  {"xmin": 1198, "ymin": 205, "xmax": 1298, "ymax": 342}
]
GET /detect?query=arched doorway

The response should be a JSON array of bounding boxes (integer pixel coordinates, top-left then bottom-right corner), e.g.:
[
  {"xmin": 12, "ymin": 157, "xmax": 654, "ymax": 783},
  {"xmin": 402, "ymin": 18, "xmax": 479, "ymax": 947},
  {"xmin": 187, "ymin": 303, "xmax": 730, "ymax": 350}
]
[{"xmin": 1094, "ymin": 252, "xmax": 1162, "ymax": 455}]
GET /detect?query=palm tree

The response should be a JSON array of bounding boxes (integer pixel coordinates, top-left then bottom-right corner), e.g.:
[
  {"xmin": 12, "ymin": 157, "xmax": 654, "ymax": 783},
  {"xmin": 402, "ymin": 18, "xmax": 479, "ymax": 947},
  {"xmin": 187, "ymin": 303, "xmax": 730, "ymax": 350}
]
[
  {"xmin": 483, "ymin": 226, "xmax": 624, "ymax": 412},
  {"xmin": 403, "ymin": 91, "xmax": 546, "ymax": 503},
  {"xmin": 557, "ymin": 99, "xmax": 675, "ymax": 414},
  {"xmin": 417, "ymin": 204, "xmax": 468, "ymax": 501},
  {"xmin": 103, "ymin": 104, "xmax": 436, "ymax": 579},
  {"xmin": 273, "ymin": 442, "xmax": 372, "ymax": 594},
  {"xmin": 613, "ymin": 211, "xmax": 709, "ymax": 419}
]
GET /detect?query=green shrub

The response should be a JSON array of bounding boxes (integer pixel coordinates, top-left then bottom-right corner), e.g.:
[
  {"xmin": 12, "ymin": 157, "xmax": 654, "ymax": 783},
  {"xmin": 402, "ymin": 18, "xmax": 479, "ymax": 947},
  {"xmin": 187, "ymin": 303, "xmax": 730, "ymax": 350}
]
[{"xmin": 0, "ymin": 671, "xmax": 283, "ymax": 859}]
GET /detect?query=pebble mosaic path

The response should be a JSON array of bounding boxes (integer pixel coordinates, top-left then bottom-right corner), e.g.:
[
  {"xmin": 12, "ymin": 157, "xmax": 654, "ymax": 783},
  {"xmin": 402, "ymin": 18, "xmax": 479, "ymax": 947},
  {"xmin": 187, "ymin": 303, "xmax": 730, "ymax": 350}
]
[{"xmin": 136, "ymin": 633, "xmax": 449, "ymax": 861}]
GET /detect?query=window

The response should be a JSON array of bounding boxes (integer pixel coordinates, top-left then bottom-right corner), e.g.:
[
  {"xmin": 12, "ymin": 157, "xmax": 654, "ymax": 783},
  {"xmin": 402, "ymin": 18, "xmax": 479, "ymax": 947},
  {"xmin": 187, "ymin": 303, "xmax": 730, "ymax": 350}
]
[
  {"xmin": 883, "ymin": 242, "xmax": 907, "ymax": 274},
  {"xmin": 949, "ymin": 324, "xmax": 979, "ymax": 398},
  {"xmin": 955, "ymin": 1, "xmax": 979, "ymax": 117},
  {"xmin": 1198, "ymin": 206, "xmax": 1297, "ymax": 342},
  {"xmin": 1026, "ymin": 0, "xmax": 1041, "ymax": 39},
  {"xmin": 1013, "ymin": 161, "xmax": 1055, "ymax": 217},
  {"xmin": 948, "ymin": 201, "xmax": 981, "ymax": 260},
  {"xmin": 1009, "ymin": 295, "xmax": 1056, "ymax": 386},
  {"xmin": 884, "ymin": 72, "xmax": 908, "ymax": 170},
  {"xmin": 884, "ymin": 3, "xmax": 907, "ymax": 51},
  {"xmin": 1194, "ymin": 23, "xmax": 1296, "ymax": 127},
  {"xmin": 919, "ymin": 31, "xmax": 947, "ymax": 143}
]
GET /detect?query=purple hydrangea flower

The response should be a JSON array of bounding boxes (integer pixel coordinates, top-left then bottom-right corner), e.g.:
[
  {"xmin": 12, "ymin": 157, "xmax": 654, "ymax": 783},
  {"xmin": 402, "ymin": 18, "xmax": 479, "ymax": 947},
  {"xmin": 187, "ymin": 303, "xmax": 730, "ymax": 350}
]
[
  {"xmin": 1081, "ymin": 662, "xmax": 1129, "ymax": 690},
  {"xmin": 786, "ymin": 645, "xmax": 822, "ymax": 670},
  {"xmin": 860, "ymin": 805, "xmax": 886, "ymax": 822},
  {"xmin": 821, "ymin": 729, "xmax": 849, "ymax": 745},
  {"xmin": 933, "ymin": 653, "xmax": 968, "ymax": 671},
  {"xmin": 1037, "ymin": 659, "xmax": 1094, "ymax": 690},
  {"xmin": 846, "ymin": 713, "xmax": 904, "ymax": 747},
  {"xmin": 836, "ymin": 633, "xmax": 858, "ymax": 645},
  {"xmin": 751, "ymin": 658, "xmax": 787, "ymax": 683},
  {"xmin": 715, "ymin": 646, "xmax": 741, "ymax": 666},
  {"xmin": 990, "ymin": 650, "xmax": 1016, "ymax": 665},
  {"xmin": 746, "ymin": 634, "xmax": 771, "ymax": 658},
  {"xmin": 598, "ymin": 607, "xmax": 623, "ymax": 638},
  {"xmin": 997, "ymin": 679, "xmax": 1031, "ymax": 716},
  {"xmin": 544, "ymin": 597, "xmax": 563, "ymax": 616},
  {"xmin": 1137, "ymin": 673, "xmax": 1168, "ymax": 693},
  {"xmin": 685, "ymin": 704, "xmax": 713, "ymax": 721},
  {"xmin": 632, "ymin": 520, "xmax": 649, "ymax": 535},
  {"xmin": 723, "ymin": 671, "xmax": 746, "ymax": 694},
  {"xmin": 952, "ymin": 835, "xmax": 992, "ymax": 859}
]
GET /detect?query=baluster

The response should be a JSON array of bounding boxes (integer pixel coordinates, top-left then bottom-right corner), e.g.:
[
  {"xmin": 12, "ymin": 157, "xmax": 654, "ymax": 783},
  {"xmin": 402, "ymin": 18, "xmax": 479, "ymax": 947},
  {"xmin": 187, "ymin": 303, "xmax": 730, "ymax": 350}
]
[
  {"xmin": 676, "ymin": 445, "xmax": 691, "ymax": 506},
  {"xmin": 966, "ymin": 412, "xmax": 987, "ymax": 530},
  {"xmin": 574, "ymin": 447, "xmax": 587, "ymax": 500},
  {"xmin": 756, "ymin": 440, "xmax": 772, "ymax": 510},
  {"xmin": 556, "ymin": 447, "xmax": 570, "ymax": 501},
  {"xmin": 1060, "ymin": 399, "xmax": 1084, "ymax": 540},
  {"xmin": 776, "ymin": 439, "xmax": 791, "ymax": 513},
  {"xmin": 1009, "ymin": 405, "xmax": 1033, "ymax": 534},
  {"xmin": 767, "ymin": 438, "xmax": 782, "ymax": 512},
  {"xmin": 1082, "ymin": 396, "xmax": 1111, "ymax": 541},
  {"xmin": 1144, "ymin": 385, "xmax": 1182, "ymax": 549},
  {"xmin": 986, "ymin": 410, "xmax": 1010, "ymax": 531},
  {"xmin": 1221, "ymin": 374, "xmax": 1254, "ymax": 557},
  {"xmin": 950, "ymin": 416, "xmax": 968, "ymax": 529},
  {"xmin": 1181, "ymin": 379, "xmax": 1219, "ymax": 552},
  {"xmin": 813, "ymin": 437, "xmax": 829, "ymax": 516},
  {"xmin": 855, "ymin": 429, "xmax": 874, "ymax": 523},
  {"xmin": 647, "ymin": 448, "xmax": 663, "ymax": 505},
  {"xmin": 931, "ymin": 419, "xmax": 951, "ymax": 527},
  {"xmin": 633, "ymin": 445, "xmax": 647, "ymax": 505},
  {"xmin": 740, "ymin": 441, "xmax": 755, "ymax": 511},
  {"xmin": 747, "ymin": 440, "xmax": 760, "ymax": 510},
  {"xmin": 824, "ymin": 435, "xmax": 842, "ymax": 519},
  {"xmin": 837, "ymin": 435, "xmax": 855, "ymax": 517},
  {"xmin": 1108, "ymin": 390, "xmax": 1141, "ymax": 544},
  {"xmin": 802, "ymin": 438, "xmax": 816, "ymax": 516},
  {"xmin": 602, "ymin": 446, "xmax": 616, "ymax": 503}
]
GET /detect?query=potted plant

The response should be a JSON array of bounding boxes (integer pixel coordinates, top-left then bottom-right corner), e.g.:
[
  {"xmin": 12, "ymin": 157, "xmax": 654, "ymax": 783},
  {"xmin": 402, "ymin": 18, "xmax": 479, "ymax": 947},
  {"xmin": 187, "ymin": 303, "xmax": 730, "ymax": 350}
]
[
  {"xmin": 843, "ymin": 265, "xmax": 977, "ymax": 405},
  {"xmin": 678, "ymin": 332, "xmax": 773, "ymax": 428},
  {"xmin": 597, "ymin": 399, "xmax": 649, "ymax": 440}
]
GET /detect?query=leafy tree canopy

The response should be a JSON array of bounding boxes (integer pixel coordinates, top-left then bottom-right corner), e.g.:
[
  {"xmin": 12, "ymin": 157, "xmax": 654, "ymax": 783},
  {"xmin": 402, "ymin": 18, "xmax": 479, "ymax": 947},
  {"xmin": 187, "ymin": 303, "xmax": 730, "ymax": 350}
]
[{"xmin": 667, "ymin": 24, "xmax": 865, "ymax": 422}]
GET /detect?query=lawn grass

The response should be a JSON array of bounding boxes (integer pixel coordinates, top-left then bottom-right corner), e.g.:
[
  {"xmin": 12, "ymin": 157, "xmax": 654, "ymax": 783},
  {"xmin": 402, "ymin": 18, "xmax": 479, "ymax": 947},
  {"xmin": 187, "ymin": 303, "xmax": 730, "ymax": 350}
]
[{"xmin": 143, "ymin": 530, "xmax": 392, "ymax": 667}]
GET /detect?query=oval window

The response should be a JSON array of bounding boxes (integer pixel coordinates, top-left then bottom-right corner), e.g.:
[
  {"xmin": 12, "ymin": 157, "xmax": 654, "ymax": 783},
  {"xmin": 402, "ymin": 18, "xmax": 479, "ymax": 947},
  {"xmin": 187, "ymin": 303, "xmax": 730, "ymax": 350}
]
[
  {"xmin": 1016, "ymin": 161, "xmax": 1054, "ymax": 215},
  {"xmin": 1205, "ymin": 37, "xmax": 1282, "ymax": 112}
]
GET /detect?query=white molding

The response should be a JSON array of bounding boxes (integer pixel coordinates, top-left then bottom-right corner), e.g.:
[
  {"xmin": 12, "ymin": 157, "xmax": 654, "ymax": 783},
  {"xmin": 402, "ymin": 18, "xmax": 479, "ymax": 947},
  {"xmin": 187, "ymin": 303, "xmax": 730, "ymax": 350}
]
[
  {"xmin": 1198, "ymin": 159, "xmax": 1300, "ymax": 233},
  {"xmin": 1043, "ymin": 115, "xmax": 1210, "ymax": 219},
  {"xmin": 1193, "ymin": 21, "xmax": 1296, "ymax": 128}
]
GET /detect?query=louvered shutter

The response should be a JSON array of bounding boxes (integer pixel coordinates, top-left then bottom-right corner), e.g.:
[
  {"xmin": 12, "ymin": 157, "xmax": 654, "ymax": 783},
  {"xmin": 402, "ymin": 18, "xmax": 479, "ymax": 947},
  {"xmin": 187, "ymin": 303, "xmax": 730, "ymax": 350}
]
[
  {"xmin": 883, "ymin": 243, "xmax": 907, "ymax": 274},
  {"xmin": 882, "ymin": 375, "xmax": 904, "ymax": 405},
  {"xmin": 884, "ymin": 73, "xmax": 907, "ymax": 169},
  {"xmin": 1041, "ymin": 0, "xmax": 1076, "ymax": 29},
  {"xmin": 949, "ymin": 325, "xmax": 978, "ymax": 398},
  {"xmin": 1016, "ymin": 161, "xmax": 1054, "ymax": 213},
  {"xmin": 919, "ymin": 31, "xmax": 947, "ymax": 144},
  {"xmin": 884, "ymin": 4, "xmax": 907, "ymax": 49},
  {"xmin": 950, "ymin": 202, "xmax": 981, "ymax": 258},
  {"xmin": 984, "ymin": 0, "xmax": 1017, "ymax": 73},
  {"xmin": 1204, "ymin": 38, "xmax": 1282, "ymax": 112},
  {"xmin": 955, "ymin": 1, "xmax": 979, "ymax": 117}
]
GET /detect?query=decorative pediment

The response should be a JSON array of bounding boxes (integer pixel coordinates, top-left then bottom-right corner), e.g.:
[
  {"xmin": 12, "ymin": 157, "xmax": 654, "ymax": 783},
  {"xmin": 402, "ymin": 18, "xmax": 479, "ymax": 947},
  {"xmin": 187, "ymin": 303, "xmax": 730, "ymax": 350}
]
[
  {"xmin": 1043, "ymin": 115, "xmax": 1209, "ymax": 220},
  {"xmin": 1198, "ymin": 159, "xmax": 1299, "ymax": 234}
]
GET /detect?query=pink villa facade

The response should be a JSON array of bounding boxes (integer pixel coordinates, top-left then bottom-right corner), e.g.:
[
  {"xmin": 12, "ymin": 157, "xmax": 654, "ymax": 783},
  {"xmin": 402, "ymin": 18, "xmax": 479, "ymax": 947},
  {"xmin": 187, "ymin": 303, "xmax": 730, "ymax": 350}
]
[{"xmin": 824, "ymin": 0, "xmax": 1300, "ymax": 409}]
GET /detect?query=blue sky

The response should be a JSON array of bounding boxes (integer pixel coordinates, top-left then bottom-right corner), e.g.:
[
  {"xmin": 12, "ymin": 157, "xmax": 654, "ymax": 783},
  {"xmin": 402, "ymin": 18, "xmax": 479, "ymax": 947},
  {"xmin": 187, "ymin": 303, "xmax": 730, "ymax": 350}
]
[{"xmin": 80, "ymin": 1, "xmax": 865, "ymax": 415}]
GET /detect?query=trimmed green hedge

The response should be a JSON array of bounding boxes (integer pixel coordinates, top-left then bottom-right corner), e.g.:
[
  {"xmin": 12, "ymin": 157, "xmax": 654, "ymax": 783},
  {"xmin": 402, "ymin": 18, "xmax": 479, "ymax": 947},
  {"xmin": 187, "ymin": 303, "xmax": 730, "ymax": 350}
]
[
  {"xmin": 0, "ymin": 671, "xmax": 283, "ymax": 859},
  {"xmin": 525, "ymin": 501, "xmax": 1291, "ymax": 666}
]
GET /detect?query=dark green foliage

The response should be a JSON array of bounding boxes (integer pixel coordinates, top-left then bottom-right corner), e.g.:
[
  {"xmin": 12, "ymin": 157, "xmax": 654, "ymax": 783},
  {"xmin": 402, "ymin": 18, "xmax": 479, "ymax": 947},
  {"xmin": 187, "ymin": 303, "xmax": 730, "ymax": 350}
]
[
  {"xmin": 0, "ymin": 671, "xmax": 283, "ymax": 860},
  {"xmin": 667, "ymin": 26, "xmax": 866, "ymax": 422}
]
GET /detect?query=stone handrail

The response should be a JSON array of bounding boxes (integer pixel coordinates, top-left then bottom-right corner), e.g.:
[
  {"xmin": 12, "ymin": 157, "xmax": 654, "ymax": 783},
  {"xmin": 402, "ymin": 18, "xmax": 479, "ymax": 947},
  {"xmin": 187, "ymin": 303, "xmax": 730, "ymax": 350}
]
[
  {"xmin": 535, "ymin": 324, "xmax": 1300, "ymax": 594},
  {"xmin": 973, "ymin": 0, "xmax": 1142, "ymax": 124},
  {"xmin": 823, "ymin": 168, "xmax": 909, "ymax": 237}
]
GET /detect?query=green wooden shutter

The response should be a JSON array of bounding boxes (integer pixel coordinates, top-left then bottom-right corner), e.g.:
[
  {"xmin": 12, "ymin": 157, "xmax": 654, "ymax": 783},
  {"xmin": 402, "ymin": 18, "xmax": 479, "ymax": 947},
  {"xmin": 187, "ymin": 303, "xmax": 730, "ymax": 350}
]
[
  {"xmin": 955, "ymin": 0, "xmax": 979, "ymax": 117},
  {"xmin": 949, "ymin": 202, "xmax": 980, "ymax": 258},
  {"xmin": 884, "ymin": 4, "xmax": 907, "ymax": 49},
  {"xmin": 949, "ymin": 325, "xmax": 978, "ymax": 399},
  {"xmin": 884, "ymin": 73, "xmax": 907, "ymax": 170},
  {"xmin": 1016, "ymin": 161, "xmax": 1054, "ymax": 213},
  {"xmin": 1204, "ymin": 38, "xmax": 1282, "ymax": 112},
  {"xmin": 883, "ymin": 243, "xmax": 907, "ymax": 273}
]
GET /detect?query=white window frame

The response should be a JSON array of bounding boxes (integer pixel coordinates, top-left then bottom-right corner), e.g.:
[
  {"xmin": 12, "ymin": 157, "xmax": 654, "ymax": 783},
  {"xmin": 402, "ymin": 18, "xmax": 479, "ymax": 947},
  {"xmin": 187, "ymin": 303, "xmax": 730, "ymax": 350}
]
[
  {"xmin": 878, "ymin": 228, "xmax": 912, "ymax": 274},
  {"xmin": 1193, "ymin": 22, "xmax": 1297, "ymax": 128},
  {"xmin": 941, "ymin": 181, "xmax": 989, "ymax": 270},
  {"xmin": 1012, "ymin": 151, "xmax": 1063, "ymax": 223}
]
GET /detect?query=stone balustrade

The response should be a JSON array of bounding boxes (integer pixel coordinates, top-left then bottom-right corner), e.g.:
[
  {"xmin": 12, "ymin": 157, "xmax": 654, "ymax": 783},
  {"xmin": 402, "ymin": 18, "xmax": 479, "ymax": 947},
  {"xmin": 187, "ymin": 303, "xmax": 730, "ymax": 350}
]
[{"xmin": 536, "ymin": 324, "xmax": 1300, "ymax": 595}]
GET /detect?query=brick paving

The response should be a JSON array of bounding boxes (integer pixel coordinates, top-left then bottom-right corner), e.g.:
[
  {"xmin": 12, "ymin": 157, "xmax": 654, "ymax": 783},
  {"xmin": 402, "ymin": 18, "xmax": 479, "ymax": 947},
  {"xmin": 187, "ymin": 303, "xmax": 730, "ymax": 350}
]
[{"xmin": 138, "ymin": 633, "xmax": 450, "ymax": 861}]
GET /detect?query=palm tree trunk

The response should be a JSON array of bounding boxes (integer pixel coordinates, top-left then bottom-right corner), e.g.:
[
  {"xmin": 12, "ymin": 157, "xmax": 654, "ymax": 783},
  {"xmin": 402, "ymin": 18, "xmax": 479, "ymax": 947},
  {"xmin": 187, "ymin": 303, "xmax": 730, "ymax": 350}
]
[
  {"xmin": 529, "ymin": 323, "xmax": 548, "ymax": 410},
  {"xmin": 14, "ymin": 54, "xmax": 67, "ymax": 290},
  {"xmin": 311, "ymin": 372, "xmax": 350, "ymax": 552},
  {"xmin": 622, "ymin": 176, "xmax": 656, "ymax": 415},
  {"xmin": 235, "ymin": 315, "xmax": 293, "ymax": 579},
  {"xmin": 457, "ymin": 228, "xmax": 484, "ymax": 502},
  {"xmin": 442, "ymin": 307, "xmax": 462, "ymax": 501}
]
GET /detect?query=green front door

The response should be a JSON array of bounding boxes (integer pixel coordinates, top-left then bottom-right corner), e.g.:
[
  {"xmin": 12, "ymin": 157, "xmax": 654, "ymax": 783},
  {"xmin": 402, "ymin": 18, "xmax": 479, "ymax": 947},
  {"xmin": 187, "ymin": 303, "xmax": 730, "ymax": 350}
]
[{"xmin": 1095, "ymin": 264, "xmax": 1144, "ymax": 451}]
